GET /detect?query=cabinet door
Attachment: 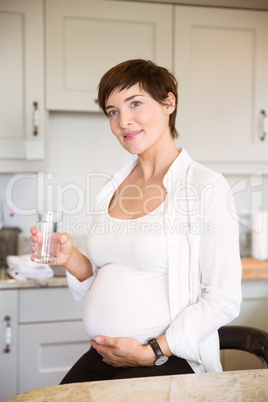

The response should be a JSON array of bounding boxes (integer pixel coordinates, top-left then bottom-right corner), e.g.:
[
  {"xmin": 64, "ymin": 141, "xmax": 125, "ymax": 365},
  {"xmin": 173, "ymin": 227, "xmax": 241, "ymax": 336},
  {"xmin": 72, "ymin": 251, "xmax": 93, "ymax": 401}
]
[
  {"xmin": 0, "ymin": 290, "xmax": 18, "ymax": 402},
  {"xmin": 0, "ymin": 0, "xmax": 44, "ymax": 161},
  {"xmin": 18, "ymin": 321, "xmax": 89, "ymax": 394},
  {"xmin": 46, "ymin": 0, "xmax": 173, "ymax": 111},
  {"xmin": 174, "ymin": 6, "xmax": 268, "ymax": 162}
]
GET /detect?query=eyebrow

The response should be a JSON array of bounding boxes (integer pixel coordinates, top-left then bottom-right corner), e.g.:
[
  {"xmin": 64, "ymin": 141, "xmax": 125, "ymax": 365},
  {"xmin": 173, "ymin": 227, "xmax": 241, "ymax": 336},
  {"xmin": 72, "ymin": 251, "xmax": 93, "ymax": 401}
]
[{"xmin": 105, "ymin": 94, "xmax": 145, "ymax": 111}]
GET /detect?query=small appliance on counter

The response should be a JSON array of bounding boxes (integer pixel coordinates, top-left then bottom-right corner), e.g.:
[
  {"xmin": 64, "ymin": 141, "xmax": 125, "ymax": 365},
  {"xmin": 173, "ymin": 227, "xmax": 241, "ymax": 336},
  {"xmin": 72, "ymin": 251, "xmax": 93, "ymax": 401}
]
[
  {"xmin": 0, "ymin": 227, "xmax": 21, "ymax": 267},
  {"xmin": 0, "ymin": 199, "xmax": 22, "ymax": 267}
]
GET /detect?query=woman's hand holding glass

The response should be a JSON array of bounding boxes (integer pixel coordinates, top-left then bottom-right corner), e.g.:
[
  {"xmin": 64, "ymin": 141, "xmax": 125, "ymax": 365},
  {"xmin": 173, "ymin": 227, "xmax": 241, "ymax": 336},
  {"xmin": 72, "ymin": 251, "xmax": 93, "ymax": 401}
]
[
  {"xmin": 30, "ymin": 226, "xmax": 74, "ymax": 267},
  {"xmin": 30, "ymin": 227, "xmax": 93, "ymax": 281}
]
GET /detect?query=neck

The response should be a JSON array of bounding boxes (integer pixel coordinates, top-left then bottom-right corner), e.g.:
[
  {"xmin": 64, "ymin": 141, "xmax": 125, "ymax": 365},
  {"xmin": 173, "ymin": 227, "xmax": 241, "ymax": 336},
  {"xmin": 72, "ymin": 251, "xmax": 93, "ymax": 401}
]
[{"xmin": 136, "ymin": 137, "xmax": 180, "ymax": 181}]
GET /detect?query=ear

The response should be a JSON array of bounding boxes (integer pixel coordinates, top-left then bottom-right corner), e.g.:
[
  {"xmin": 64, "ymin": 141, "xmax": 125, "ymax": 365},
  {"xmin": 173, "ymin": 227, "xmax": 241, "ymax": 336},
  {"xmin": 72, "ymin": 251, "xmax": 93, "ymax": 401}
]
[{"xmin": 165, "ymin": 92, "xmax": 176, "ymax": 115}]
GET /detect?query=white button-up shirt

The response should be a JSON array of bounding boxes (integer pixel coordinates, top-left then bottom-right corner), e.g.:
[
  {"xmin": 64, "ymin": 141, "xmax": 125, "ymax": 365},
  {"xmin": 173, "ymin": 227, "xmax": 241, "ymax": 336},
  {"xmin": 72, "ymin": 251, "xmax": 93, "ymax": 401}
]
[{"xmin": 67, "ymin": 148, "xmax": 242, "ymax": 373}]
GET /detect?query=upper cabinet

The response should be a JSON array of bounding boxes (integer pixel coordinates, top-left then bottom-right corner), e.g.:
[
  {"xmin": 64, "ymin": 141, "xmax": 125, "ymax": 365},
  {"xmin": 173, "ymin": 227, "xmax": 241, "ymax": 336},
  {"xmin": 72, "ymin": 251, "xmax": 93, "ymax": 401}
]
[
  {"xmin": 128, "ymin": 0, "xmax": 268, "ymax": 11},
  {"xmin": 174, "ymin": 6, "xmax": 268, "ymax": 162},
  {"xmin": 45, "ymin": 0, "xmax": 173, "ymax": 112},
  {"xmin": 1, "ymin": 0, "xmax": 267, "ymax": 167},
  {"xmin": 0, "ymin": 0, "xmax": 45, "ymax": 165}
]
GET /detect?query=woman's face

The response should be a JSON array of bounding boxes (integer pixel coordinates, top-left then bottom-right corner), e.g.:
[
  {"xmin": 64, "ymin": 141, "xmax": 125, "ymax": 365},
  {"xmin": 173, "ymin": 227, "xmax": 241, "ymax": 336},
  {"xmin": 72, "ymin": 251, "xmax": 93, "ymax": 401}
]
[{"xmin": 105, "ymin": 83, "xmax": 175, "ymax": 155}]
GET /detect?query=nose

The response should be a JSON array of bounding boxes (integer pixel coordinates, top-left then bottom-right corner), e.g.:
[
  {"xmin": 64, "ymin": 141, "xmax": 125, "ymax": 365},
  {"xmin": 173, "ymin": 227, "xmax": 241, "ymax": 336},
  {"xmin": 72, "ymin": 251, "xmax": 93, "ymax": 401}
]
[{"xmin": 119, "ymin": 109, "xmax": 132, "ymax": 128}]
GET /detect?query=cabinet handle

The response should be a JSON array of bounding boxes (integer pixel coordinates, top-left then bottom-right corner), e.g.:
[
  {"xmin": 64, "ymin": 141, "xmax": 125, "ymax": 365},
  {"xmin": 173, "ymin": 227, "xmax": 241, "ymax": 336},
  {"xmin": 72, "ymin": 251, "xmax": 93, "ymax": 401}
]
[
  {"xmin": 4, "ymin": 315, "xmax": 12, "ymax": 353},
  {"xmin": 260, "ymin": 109, "xmax": 267, "ymax": 141},
  {"xmin": 33, "ymin": 101, "xmax": 39, "ymax": 136}
]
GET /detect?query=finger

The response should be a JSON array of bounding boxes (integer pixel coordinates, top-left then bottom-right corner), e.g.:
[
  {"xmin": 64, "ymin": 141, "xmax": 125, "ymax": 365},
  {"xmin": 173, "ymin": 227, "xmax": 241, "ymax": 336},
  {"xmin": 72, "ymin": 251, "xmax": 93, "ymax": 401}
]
[
  {"xmin": 90, "ymin": 339, "xmax": 107, "ymax": 354},
  {"xmin": 30, "ymin": 226, "xmax": 37, "ymax": 234},
  {"xmin": 31, "ymin": 245, "xmax": 37, "ymax": 253},
  {"xmin": 30, "ymin": 254, "xmax": 35, "ymax": 262},
  {"xmin": 90, "ymin": 339, "xmax": 97, "ymax": 347},
  {"xmin": 30, "ymin": 234, "xmax": 37, "ymax": 243},
  {"xmin": 59, "ymin": 233, "xmax": 69, "ymax": 244},
  {"xmin": 90, "ymin": 340, "xmax": 114, "ymax": 361},
  {"xmin": 95, "ymin": 336, "xmax": 116, "ymax": 347}
]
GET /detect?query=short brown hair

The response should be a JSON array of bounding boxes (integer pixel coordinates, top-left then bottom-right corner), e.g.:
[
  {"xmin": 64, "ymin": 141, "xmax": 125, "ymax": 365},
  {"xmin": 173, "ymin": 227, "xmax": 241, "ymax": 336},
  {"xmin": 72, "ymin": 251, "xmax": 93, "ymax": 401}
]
[{"xmin": 97, "ymin": 59, "xmax": 179, "ymax": 139}]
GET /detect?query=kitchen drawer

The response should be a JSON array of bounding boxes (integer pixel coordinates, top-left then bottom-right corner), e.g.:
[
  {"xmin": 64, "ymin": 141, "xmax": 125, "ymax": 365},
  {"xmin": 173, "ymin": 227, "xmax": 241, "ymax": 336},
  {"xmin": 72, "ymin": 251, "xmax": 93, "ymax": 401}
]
[{"xmin": 18, "ymin": 288, "xmax": 86, "ymax": 323}]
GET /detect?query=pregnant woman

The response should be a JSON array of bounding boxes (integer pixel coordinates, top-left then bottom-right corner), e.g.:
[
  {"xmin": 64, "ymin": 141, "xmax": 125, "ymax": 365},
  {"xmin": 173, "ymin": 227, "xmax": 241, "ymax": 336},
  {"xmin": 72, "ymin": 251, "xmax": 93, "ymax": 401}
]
[{"xmin": 30, "ymin": 59, "xmax": 242, "ymax": 382}]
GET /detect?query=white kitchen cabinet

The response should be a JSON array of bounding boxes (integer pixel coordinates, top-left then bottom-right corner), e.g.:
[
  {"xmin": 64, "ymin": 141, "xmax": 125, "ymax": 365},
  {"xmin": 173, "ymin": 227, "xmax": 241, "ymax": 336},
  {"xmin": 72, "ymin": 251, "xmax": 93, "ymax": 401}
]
[
  {"xmin": 18, "ymin": 288, "xmax": 88, "ymax": 394},
  {"xmin": 0, "ymin": 0, "xmax": 45, "ymax": 166},
  {"xmin": 0, "ymin": 287, "xmax": 88, "ymax": 400},
  {"xmin": 134, "ymin": 0, "xmax": 268, "ymax": 11},
  {"xmin": 174, "ymin": 6, "xmax": 268, "ymax": 162},
  {"xmin": 45, "ymin": 0, "xmax": 173, "ymax": 111},
  {"xmin": 0, "ymin": 290, "xmax": 18, "ymax": 402},
  {"xmin": 221, "ymin": 279, "xmax": 268, "ymax": 371},
  {"xmin": 19, "ymin": 321, "xmax": 89, "ymax": 393}
]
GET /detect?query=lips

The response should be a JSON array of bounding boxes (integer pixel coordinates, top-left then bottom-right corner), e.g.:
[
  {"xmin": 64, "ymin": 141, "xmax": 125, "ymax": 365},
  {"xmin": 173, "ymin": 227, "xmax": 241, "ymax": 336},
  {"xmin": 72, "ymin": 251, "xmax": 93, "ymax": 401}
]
[{"xmin": 123, "ymin": 130, "xmax": 143, "ymax": 140}]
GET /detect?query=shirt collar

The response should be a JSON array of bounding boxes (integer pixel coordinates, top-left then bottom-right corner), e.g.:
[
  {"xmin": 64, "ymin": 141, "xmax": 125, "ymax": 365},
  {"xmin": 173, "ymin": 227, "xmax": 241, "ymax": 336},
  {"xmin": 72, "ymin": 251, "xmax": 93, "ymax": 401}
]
[
  {"xmin": 111, "ymin": 147, "xmax": 192, "ymax": 191},
  {"xmin": 163, "ymin": 148, "xmax": 193, "ymax": 191}
]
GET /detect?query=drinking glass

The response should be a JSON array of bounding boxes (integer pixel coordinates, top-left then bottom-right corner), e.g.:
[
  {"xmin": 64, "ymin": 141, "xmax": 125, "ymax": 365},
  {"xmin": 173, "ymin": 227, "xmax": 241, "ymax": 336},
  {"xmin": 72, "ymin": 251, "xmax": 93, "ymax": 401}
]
[{"xmin": 34, "ymin": 211, "xmax": 63, "ymax": 264}]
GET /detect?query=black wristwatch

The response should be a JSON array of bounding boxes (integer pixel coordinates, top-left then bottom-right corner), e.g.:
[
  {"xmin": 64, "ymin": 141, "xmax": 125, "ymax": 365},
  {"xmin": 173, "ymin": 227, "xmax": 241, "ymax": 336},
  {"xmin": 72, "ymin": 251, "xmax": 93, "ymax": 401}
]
[{"xmin": 147, "ymin": 337, "xmax": 169, "ymax": 366}]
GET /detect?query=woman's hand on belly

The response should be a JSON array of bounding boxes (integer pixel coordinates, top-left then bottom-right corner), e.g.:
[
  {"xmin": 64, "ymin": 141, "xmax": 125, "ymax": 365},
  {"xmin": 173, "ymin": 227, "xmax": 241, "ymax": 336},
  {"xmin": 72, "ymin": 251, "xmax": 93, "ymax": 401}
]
[
  {"xmin": 90, "ymin": 335, "xmax": 171, "ymax": 368},
  {"xmin": 90, "ymin": 336, "xmax": 154, "ymax": 367}
]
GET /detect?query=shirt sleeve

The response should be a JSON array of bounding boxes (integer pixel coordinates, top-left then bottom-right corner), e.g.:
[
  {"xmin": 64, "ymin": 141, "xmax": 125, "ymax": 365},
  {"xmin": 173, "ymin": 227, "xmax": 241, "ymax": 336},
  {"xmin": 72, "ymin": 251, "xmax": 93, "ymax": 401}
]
[
  {"xmin": 66, "ymin": 261, "xmax": 98, "ymax": 301},
  {"xmin": 166, "ymin": 174, "xmax": 242, "ymax": 364}
]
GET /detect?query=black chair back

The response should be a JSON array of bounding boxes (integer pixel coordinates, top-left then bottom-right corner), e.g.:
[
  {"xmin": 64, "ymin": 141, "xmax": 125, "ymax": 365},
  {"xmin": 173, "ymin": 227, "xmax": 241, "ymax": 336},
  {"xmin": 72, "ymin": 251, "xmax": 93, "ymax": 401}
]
[{"xmin": 219, "ymin": 325, "xmax": 268, "ymax": 369}]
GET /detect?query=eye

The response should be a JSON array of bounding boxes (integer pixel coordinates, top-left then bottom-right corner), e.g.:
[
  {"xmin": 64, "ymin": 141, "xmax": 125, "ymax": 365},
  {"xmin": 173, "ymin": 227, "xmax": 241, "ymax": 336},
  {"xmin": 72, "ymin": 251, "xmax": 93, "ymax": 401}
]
[
  {"xmin": 107, "ymin": 109, "xmax": 118, "ymax": 117},
  {"xmin": 131, "ymin": 101, "xmax": 141, "ymax": 108}
]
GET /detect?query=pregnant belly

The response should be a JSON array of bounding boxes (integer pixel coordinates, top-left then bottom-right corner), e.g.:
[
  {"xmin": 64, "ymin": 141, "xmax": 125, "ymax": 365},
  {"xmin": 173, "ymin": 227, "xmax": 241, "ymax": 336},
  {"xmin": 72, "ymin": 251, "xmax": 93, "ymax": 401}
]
[{"xmin": 83, "ymin": 264, "xmax": 171, "ymax": 345}]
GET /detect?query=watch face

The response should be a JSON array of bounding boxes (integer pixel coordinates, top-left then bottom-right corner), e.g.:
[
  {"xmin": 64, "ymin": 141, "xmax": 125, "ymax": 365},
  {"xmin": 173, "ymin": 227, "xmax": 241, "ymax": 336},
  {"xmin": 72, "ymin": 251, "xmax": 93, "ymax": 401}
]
[{"xmin": 155, "ymin": 355, "xmax": 169, "ymax": 366}]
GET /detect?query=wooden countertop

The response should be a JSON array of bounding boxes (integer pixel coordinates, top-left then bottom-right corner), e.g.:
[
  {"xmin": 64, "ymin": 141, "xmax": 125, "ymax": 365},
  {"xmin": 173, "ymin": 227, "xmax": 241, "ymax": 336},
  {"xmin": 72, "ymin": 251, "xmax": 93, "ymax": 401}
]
[
  {"xmin": 241, "ymin": 258, "xmax": 268, "ymax": 280},
  {"xmin": 6, "ymin": 369, "xmax": 268, "ymax": 402}
]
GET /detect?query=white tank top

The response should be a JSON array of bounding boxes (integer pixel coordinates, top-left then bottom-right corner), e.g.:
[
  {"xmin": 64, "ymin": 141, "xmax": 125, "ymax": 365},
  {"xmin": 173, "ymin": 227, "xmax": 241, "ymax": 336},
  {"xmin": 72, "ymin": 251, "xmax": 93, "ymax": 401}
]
[{"xmin": 84, "ymin": 200, "xmax": 171, "ymax": 345}]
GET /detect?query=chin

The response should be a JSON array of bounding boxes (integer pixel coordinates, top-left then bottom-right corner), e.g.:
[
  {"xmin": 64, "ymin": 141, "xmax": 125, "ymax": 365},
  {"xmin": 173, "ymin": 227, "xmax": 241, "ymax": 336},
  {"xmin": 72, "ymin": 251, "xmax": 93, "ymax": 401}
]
[
  {"xmin": 123, "ymin": 144, "xmax": 143, "ymax": 155},
  {"xmin": 121, "ymin": 138, "xmax": 151, "ymax": 156}
]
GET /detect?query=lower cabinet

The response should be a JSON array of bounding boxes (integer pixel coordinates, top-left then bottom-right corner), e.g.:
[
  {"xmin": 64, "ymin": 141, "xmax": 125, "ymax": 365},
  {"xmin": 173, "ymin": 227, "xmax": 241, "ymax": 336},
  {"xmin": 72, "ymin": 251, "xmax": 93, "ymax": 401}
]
[
  {"xmin": 18, "ymin": 321, "xmax": 89, "ymax": 393},
  {"xmin": 0, "ymin": 287, "xmax": 88, "ymax": 401},
  {"xmin": 0, "ymin": 290, "xmax": 18, "ymax": 402}
]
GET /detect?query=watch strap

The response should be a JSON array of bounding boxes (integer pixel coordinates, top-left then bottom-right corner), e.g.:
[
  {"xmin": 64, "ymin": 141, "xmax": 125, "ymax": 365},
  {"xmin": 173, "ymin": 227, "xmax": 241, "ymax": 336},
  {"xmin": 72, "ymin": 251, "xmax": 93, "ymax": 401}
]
[{"xmin": 147, "ymin": 337, "xmax": 164, "ymax": 359}]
